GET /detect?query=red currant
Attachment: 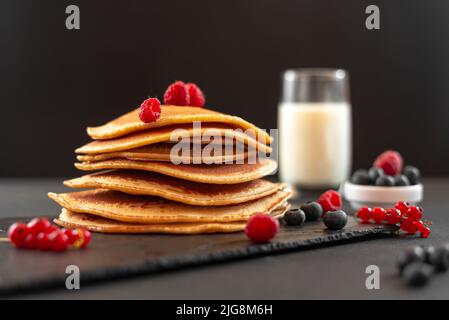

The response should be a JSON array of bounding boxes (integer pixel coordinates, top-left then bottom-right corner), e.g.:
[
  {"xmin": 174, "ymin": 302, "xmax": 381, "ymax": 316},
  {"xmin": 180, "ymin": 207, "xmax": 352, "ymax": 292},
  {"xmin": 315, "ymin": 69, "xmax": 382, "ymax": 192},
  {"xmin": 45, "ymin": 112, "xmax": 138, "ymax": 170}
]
[
  {"xmin": 23, "ymin": 232, "xmax": 39, "ymax": 249},
  {"xmin": 79, "ymin": 229, "xmax": 91, "ymax": 248},
  {"xmin": 36, "ymin": 232, "xmax": 51, "ymax": 250},
  {"xmin": 420, "ymin": 226, "xmax": 431, "ymax": 238},
  {"xmin": 385, "ymin": 208, "xmax": 403, "ymax": 225},
  {"xmin": 400, "ymin": 218, "xmax": 418, "ymax": 235},
  {"xmin": 8, "ymin": 223, "xmax": 30, "ymax": 248},
  {"xmin": 371, "ymin": 207, "xmax": 387, "ymax": 223},
  {"xmin": 406, "ymin": 206, "xmax": 423, "ymax": 221},
  {"xmin": 63, "ymin": 228, "xmax": 80, "ymax": 245},
  {"xmin": 45, "ymin": 225, "xmax": 59, "ymax": 234},
  {"xmin": 394, "ymin": 201, "xmax": 409, "ymax": 214},
  {"xmin": 27, "ymin": 217, "xmax": 51, "ymax": 235},
  {"xmin": 48, "ymin": 230, "xmax": 69, "ymax": 252},
  {"xmin": 356, "ymin": 207, "xmax": 372, "ymax": 223}
]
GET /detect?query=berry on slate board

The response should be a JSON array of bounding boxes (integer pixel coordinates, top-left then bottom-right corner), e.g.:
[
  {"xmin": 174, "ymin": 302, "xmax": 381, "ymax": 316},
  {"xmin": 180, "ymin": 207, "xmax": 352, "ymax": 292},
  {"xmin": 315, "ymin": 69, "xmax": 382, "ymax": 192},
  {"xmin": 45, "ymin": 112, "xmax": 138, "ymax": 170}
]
[
  {"xmin": 351, "ymin": 169, "xmax": 372, "ymax": 185},
  {"xmin": 385, "ymin": 208, "xmax": 403, "ymax": 224},
  {"xmin": 397, "ymin": 246, "xmax": 426, "ymax": 275},
  {"xmin": 299, "ymin": 201, "xmax": 323, "ymax": 222},
  {"xmin": 8, "ymin": 223, "xmax": 30, "ymax": 248},
  {"xmin": 245, "ymin": 213, "xmax": 279, "ymax": 243},
  {"xmin": 373, "ymin": 150, "xmax": 403, "ymax": 176},
  {"xmin": 185, "ymin": 83, "xmax": 205, "ymax": 107},
  {"xmin": 163, "ymin": 81, "xmax": 190, "ymax": 106},
  {"xmin": 318, "ymin": 190, "xmax": 342, "ymax": 213},
  {"xmin": 402, "ymin": 262, "xmax": 433, "ymax": 287},
  {"xmin": 406, "ymin": 206, "xmax": 423, "ymax": 221},
  {"xmin": 395, "ymin": 201, "xmax": 409, "ymax": 215},
  {"xmin": 8, "ymin": 218, "xmax": 91, "ymax": 252},
  {"xmin": 403, "ymin": 166, "xmax": 421, "ymax": 185},
  {"xmin": 283, "ymin": 208, "xmax": 306, "ymax": 226},
  {"xmin": 371, "ymin": 207, "xmax": 387, "ymax": 223},
  {"xmin": 27, "ymin": 217, "xmax": 51, "ymax": 235},
  {"xmin": 322, "ymin": 210, "xmax": 347, "ymax": 230},
  {"xmin": 356, "ymin": 207, "xmax": 372, "ymax": 223},
  {"xmin": 375, "ymin": 175, "xmax": 395, "ymax": 186},
  {"xmin": 400, "ymin": 218, "xmax": 419, "ymax": 235}
]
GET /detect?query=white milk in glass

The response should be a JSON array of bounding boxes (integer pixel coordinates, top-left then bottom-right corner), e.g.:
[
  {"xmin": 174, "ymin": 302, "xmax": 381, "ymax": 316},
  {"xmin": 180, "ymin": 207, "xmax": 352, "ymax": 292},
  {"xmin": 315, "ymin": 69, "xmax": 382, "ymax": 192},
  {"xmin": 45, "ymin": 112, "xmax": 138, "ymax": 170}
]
[
  {"xmin": 278, "ymin": 69, "xmax": 352, "ymax": 188},
  {"xmin": 278, "ymin": 102, "xmax": 351, "ymax": 187}
]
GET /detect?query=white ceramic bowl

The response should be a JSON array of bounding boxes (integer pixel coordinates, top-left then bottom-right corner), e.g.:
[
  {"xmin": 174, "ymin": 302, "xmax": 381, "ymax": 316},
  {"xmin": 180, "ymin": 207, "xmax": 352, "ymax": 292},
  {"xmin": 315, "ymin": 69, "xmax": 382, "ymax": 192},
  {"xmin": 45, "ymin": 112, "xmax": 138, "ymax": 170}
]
[{"xmin": 341, "ymin": 181, "xmax": 423, "ymax": 210}]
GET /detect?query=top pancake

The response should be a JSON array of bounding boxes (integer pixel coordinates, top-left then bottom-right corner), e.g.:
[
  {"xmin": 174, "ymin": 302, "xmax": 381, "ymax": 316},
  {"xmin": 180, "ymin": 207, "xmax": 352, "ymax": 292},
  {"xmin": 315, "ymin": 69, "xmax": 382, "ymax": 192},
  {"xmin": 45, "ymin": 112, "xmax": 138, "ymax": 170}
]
[
  {"xmin": 76, "ymin": 123, "xmax": 271, "ymax": 155},
  {"xmin": 87, "ymin": 106, "xmax": 272, "ymax": 144}
]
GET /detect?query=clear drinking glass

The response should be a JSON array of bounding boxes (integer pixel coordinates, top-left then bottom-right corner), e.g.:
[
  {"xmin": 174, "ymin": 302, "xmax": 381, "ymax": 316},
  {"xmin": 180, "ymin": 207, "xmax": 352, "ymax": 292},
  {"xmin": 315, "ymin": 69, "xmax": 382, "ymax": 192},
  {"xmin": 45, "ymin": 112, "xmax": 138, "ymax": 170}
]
[{"xmin": 278, "ymin": 68, "xmax": 352, "ymax": 188}]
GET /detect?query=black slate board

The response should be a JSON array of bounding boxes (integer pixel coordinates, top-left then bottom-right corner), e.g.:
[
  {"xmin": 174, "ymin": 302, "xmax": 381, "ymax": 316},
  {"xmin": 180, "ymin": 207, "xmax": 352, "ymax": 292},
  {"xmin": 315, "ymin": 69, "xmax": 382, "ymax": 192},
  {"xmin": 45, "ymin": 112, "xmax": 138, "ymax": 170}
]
[{"xmin": 0, "ymin": 216, "xmax": 397, "ymax": 295}]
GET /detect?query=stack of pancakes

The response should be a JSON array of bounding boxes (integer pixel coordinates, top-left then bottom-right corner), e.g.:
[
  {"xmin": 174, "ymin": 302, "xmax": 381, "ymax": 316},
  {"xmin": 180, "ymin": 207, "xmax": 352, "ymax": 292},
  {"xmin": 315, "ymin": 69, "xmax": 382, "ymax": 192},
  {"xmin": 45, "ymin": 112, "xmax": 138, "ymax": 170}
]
[{"xmin": 49, "ymin": 106, "xmax": 291, "ymax": 234}]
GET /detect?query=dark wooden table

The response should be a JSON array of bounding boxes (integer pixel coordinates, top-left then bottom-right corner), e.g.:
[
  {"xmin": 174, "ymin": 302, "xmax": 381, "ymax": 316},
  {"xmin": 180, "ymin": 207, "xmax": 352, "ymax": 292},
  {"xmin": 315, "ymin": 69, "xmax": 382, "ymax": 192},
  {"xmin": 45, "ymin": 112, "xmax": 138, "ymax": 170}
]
[{"xmin": 1, "ymin": 178, "xmax": 448, "ymax": 299}]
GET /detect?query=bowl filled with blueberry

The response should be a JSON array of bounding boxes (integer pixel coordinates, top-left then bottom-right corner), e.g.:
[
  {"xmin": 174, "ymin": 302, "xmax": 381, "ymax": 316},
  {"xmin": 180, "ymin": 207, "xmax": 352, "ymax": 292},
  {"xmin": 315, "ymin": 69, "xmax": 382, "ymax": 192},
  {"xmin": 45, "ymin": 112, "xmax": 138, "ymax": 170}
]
[{"xmin": 342, "ymin": 150, "xmax": 423, "ymax": 210}]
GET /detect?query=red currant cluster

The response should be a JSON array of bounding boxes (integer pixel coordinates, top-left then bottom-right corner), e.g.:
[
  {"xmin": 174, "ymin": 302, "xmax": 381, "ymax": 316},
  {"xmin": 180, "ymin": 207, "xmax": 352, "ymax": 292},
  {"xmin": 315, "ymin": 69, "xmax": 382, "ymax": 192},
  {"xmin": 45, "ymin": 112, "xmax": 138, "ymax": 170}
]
[
  {"xmin": 8, "ymin": 217, "xmax": 91, "ymax": 252},
  {"xmin": 356, "ymin": 201, "xmax": 431, "ymax": 238}
]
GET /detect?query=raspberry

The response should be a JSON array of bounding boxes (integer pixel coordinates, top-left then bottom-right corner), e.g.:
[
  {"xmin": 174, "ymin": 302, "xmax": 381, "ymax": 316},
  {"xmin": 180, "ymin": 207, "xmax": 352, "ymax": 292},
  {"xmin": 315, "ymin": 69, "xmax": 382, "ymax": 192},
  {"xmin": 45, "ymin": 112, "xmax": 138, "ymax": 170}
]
[
  {"xmin": 318, "ymin": 190, "xmax": 342, "ymax": 213},
  {"xmin": 373, "ymin": 150, "xmax": 403, "ymax": 176},
  {"xmin": 185, "ymin": 83, "xmax": 205, "ymax": 107},
  {"xmin": 371, "ymin": 207, "xmax": 387, "ymax": 223},
  {"xmin": 386, "ymin": 208, "xmax": 403, "ymax": 224},
  {"xmin": 245, "ymin": 213, "xmax": 279, "ymax": 243},
  {"xmin": 163, "ymin": 81, "xmax": 190, "ymax": 106},
  {"xmin": 356, "ymin": 207, "xmax": 372, "ymax": 223},
  {"xmin": 139, "ymin": 98, "xmax": 161, "ymax": 123}
]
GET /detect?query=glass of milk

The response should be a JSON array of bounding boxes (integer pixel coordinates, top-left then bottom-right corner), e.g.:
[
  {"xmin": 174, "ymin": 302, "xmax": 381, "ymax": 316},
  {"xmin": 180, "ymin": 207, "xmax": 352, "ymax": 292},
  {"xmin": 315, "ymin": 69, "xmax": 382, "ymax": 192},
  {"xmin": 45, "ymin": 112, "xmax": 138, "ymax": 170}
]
[{"xmin": 278, "ymin": 68, "xmax": 352, "ymax": 189}]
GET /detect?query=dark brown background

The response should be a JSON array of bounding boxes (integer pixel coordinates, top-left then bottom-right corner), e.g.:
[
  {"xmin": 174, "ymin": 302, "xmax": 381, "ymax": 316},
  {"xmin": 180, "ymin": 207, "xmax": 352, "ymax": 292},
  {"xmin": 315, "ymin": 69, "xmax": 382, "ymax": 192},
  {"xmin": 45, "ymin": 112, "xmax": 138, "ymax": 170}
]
[{"xmin": 1, "ymin": 0, "xmax": 448, "ymax": 177}]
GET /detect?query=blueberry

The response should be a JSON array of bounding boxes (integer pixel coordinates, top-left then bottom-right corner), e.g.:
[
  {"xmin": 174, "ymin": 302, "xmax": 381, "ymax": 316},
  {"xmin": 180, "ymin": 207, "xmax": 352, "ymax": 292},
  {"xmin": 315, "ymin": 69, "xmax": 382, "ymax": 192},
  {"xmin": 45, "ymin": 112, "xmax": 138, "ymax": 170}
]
[
  {"xmin": 351, "ymin": 169, "xmax": 372, "ymax": 185},
  {"xmin": 322, "ymin": 210, "xmax": 347, "ymax": 230},
  {"xmin": 403, "ymin": 166, "xmax": 421, "ymax": 185},
  {"xmin": 427, "ymin": 244, "xmax": 449, "ymax": 272},
  {"xmin": 397, "ymin": 246, "xmax": 426, "ymax": 275},
  {"xmin": 368, "ymin": 167, "xmax": 384, "ymax": 182},
  {"xmin": 394, "ymin": 174, "xmax": 410, "ymax": 186},
  {"xmin": 284, "ymin": 208, "xmax": 306, "ymax": 226},
  {"xmin": 300, "ymin": 201, "xmax": 323, "ymax": 222},
  {"xmin": 402, "ymin": 262, "xmax": 433, "ymax": 287},
  {"xmin": 375, "ymin": 175, "xmax": 395, "ymax": 186}
]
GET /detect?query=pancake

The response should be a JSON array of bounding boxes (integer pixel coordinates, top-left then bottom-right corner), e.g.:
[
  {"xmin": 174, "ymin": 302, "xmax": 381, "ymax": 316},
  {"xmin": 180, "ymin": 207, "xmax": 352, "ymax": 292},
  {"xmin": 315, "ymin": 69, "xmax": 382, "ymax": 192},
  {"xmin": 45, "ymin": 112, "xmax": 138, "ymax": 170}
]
[
  {"xmin": 48, "ymin": 189, "xmax": 292, "ymax": 224},
  {"xmin": 76, "ymin": 143, "xmax": 248, "ymax": 164},
  {"xmin": 87, "ymin": 105, "xmax": 272, "ymax": 144},
  {"xmin": 74, "ymin": 158, "xmax": 277, "ymax": 184},
  {"xmin": 64, "ymin": 170, "xmax": 285, "ymax": 206},
  {"xmin": 76, "ymin": 123, "xmax": 271, "ymax": 155},
  {"xmin": 54, "ymin": 204, "xmax": 289, "ymax": 234}
]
